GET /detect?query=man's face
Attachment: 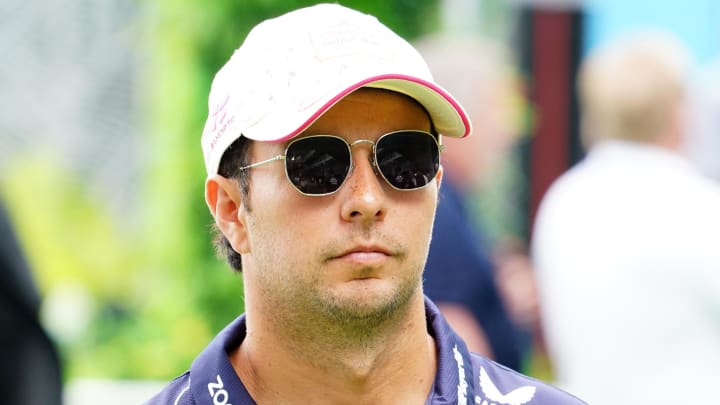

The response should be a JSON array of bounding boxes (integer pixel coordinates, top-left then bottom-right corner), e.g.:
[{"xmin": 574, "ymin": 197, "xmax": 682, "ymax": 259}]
[{"xmin": 239, "ymin": 88, "xmax": 441, "ymax": 324}]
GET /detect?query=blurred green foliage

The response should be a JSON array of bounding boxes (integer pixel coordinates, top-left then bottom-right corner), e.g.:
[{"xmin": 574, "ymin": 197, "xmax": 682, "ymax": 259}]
[{"xmin": 1, "ymin": 0, "xmax": 440, "ymax": 380}]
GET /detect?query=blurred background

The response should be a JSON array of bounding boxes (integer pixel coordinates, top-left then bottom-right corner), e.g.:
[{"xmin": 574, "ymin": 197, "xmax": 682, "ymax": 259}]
[{"xmin": 1, "ymin": 0, "xmax": 719, "ymax": 403}]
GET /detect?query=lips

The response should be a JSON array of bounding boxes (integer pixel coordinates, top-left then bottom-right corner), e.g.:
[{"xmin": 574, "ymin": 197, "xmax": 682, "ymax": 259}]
[{"xmin": 332, "ymin": 245, "xmax": 392, "ymax": 265}]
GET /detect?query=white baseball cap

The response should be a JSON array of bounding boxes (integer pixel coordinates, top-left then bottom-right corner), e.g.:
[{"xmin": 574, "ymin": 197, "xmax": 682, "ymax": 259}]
[{"xmin": 201, "ymin": 3, "xmax": 472, "ymax": 175}]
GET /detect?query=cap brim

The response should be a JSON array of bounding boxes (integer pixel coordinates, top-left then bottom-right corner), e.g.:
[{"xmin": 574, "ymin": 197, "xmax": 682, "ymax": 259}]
[{"xmin": 243, "ymin": 74, "xmax": 471, "ymax": 143}]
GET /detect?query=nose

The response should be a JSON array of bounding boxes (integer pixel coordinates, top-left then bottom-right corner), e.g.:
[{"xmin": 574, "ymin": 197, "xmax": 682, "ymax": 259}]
[{"xmin": 339, "ymin": 147, "xmax": 387, "ymax": 224}]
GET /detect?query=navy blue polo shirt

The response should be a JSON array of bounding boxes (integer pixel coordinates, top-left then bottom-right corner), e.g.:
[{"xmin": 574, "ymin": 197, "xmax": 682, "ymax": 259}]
[{"xmin": 146, "ymin": 297, "xmax": 585, "ymax": 404}]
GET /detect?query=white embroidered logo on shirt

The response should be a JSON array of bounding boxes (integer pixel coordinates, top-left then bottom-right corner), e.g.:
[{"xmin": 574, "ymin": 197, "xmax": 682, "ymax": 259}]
[
  {"xmin": 475, "ymin": 366, "xmax": 536, "ymax": 405},
  {"xmin": 453, "ymin": 345, "xmax": 469, "ymax": 405},
  {"xmin": 207, "ymin": 374, "xmax": 233, "ymax": 405}
]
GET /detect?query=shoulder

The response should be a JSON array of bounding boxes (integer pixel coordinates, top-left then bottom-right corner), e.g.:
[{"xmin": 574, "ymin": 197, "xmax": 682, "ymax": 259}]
[
  {"xmin": 469, "ymin": 354, "xmax": 587, "ymax": 405},
  {"xmin": 144, "ymin": 372, "xmax": 195, "ymax": 405},
  {"xmin": 536, "ymin": 162, "xmax": 589, "ymax": 211},
  {"xmin": 144, "ymin": 314, "xmax": 255, "ymax": 405}
]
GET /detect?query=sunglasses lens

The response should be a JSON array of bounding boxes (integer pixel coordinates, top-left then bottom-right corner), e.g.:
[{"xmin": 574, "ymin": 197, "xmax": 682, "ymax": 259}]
[
  {"xmin": 285, "ymin": 137, "xmax": 351, "ymax": 195},
  {"xmin": 376, "ymin": 131, "xmax": 440, "ymax": 190}
]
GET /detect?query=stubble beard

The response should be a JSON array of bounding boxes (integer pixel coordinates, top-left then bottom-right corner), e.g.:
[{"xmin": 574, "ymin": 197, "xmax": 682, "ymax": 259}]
[
  {"xmin": 311, "ymin": 267, "xmax": 421, "ymax": 339},
  {"xmin": 257, "ymin": 254, "xmax": 426, "ymax": 352}
]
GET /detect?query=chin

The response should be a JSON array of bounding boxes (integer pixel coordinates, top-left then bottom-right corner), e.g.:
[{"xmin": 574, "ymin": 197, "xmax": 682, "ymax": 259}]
[{"xmin": 319, "ymin": 279, "xmax": 418, "ymax": 323}]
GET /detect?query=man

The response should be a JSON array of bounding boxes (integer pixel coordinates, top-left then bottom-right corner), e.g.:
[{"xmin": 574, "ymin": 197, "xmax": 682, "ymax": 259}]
[
  {"xmin": 148, "ymin": 4, "xmax": 585, "ymax": 404},
  {"xmin": 533, "ymin": 31, "xmax": 720, "ymax": 404}
]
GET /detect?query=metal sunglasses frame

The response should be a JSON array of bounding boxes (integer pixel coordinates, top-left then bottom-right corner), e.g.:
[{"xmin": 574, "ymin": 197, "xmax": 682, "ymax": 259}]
[{"xmin": 238, "ymin": 130, "xmax": 444, "ymax": 196}]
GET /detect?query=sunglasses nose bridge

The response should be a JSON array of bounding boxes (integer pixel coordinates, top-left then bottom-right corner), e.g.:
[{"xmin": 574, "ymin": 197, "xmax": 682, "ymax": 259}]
[
  {"xmin": 349, "ymin": 139, "xmax": 375, "ymax": 149},
  {"xmin": 348, "ymin": 138, "xmax": 379, "ymax": 174}
]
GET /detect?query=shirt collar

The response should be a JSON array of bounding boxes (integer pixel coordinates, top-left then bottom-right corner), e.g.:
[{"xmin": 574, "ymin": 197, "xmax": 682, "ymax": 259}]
[
  {"xmin": 188, "ymin": 297, "xmax": 475, "ymax": 405},
  {"xmin": 589, "ymin": 139, "xmax": 693, "ymax": 171}
]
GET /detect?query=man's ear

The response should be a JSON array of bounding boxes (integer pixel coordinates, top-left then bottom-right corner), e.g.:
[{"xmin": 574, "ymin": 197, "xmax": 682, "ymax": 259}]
[{"xmin": 205, "ymin": 175, "xmax": 250, "ymax": 254}]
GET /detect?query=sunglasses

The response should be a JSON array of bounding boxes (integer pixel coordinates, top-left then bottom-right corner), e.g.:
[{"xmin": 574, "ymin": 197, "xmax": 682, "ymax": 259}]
[{"xmin": 239, "ymin": 130, "xmax": 443, "ymax": 196}]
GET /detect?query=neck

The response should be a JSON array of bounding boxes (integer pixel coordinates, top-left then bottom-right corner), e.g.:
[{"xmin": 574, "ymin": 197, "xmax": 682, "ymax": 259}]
[
  {"xmin": 232, "ymin": 291, "xmax": 437, "ymax": 405},
  {"xmin": 655, "ymin": 130, "xmax": 683, "ymax": 153},
  {"xmin": 653, "ymin": 102, "xmax": 685, "ymax": 153}
]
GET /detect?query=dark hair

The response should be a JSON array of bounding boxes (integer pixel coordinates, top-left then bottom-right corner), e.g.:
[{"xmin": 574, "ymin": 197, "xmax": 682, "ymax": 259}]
[{"xmin": 214, "ymin": 136, "xmax": 252, "ymax": 272}]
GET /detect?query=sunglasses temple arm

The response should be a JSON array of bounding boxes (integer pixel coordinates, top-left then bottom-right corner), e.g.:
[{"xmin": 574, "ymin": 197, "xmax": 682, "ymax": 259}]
[{"xmin": 238, "ymin": 155, "xmax": 286, "ymax": 171}]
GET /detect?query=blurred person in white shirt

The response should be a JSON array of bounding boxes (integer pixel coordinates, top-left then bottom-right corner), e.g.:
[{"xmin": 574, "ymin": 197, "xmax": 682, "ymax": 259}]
[{"xmin": 532, "ymin": 30, "xmax": 720, "ymax": 404}]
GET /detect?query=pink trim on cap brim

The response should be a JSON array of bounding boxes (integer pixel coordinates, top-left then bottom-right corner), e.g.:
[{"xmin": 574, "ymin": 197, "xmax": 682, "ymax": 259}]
[{"xmin": 272, "ymin": 74, "xmax": 471, "ymax": 142}]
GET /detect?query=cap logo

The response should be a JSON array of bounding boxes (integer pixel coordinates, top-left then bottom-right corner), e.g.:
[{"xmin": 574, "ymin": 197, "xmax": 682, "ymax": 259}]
[
  {"xmin": 211, "ymin": 94, "xmax": 231, "ymax": 132},
  {"xmin": 309, "ymin": 23, "xmax": 392, "ymax": 62},
  {"xmin": 209, "ymin": 94, "xmax": 234, "ymax": 151}
]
